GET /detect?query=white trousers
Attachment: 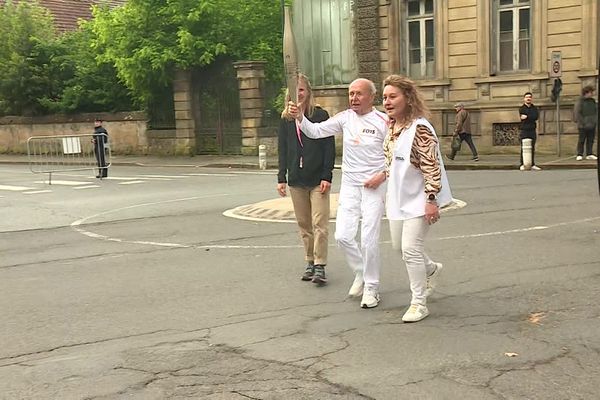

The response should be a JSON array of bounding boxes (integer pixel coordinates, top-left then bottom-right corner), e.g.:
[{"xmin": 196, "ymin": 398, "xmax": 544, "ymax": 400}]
[
  {"xmin": 389, "ymin": 217, "xmax": 438, "ymax": 306},
  {"xmin": 335, "ymin": 183, "xmax": 386, "ymax": 289}
]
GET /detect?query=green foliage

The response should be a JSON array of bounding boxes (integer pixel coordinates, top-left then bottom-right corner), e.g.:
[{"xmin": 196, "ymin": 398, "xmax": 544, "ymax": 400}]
[
  {"xmin": 0, "ymin": 0, "xmax": 56, "ymax": 115},
  {"xmin": 91, "ymin": 0, "xmax": 284, "ymax": 106}
]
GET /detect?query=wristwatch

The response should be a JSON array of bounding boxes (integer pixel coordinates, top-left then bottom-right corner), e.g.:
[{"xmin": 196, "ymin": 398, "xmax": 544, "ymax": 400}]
[{"xmin": 427, "ymin": 193, "xmax": 437, "ymax": 203}]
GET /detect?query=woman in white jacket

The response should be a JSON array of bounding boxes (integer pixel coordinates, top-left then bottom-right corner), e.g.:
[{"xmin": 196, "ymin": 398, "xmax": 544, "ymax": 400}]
[{"xmin": 382, "ymin": 75, "xmax": 453, "ymax": 322}]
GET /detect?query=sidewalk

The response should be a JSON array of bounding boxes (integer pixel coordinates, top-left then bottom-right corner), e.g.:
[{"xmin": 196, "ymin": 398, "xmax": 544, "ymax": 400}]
[{"xmin": 1, "ymin": 152, "xmax": 597, "ymax": 170}]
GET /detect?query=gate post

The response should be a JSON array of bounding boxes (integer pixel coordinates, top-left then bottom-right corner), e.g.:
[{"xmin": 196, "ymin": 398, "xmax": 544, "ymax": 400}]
[
  {"xmin": 173, "ymin": 69, "xmax": 196, "ymax": 155},
  {"xmin": 234, "ymin": 61, "xmax": 267, "ymax": 155}
]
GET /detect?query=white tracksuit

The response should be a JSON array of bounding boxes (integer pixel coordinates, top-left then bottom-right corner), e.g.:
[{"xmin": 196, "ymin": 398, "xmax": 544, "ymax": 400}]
[{"xmin": 300, "ymin": 108, "xmax": 388, "ymax": 289}]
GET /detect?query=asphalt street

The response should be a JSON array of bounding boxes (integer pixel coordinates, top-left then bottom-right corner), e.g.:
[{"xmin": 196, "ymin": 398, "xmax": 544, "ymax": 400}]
[{"xmin": 1, "ymin": 163, "xmax": 599, "ymax": 399}]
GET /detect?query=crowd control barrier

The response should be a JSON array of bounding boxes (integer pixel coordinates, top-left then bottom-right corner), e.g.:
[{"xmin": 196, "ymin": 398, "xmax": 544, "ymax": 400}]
[{"xmin": 27, "ymin": 133, "xmax": 110, "ymax": 184}]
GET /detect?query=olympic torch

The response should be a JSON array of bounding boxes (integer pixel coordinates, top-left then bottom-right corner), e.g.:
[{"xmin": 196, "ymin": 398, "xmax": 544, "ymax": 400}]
[{"xmin": 283, "ymin": 5, "xmax": 299, "ymax": 104}]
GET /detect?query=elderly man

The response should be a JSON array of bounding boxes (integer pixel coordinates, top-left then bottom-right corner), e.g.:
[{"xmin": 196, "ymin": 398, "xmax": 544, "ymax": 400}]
[
  {"xmin": 288, "ymin": 78, "xmax": 388, "ymax": 309},
  {"xmin": 447, "ymin": 102, "xmax": 478, "ymax": 161}
]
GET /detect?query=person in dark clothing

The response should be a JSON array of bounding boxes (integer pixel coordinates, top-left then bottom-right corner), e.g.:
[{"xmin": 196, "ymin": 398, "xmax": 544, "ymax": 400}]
[
  {"xmin": 518, "ymin": 92, "xmax": 541, "ymax": 170},
  {"xmin": 447, "ymin": 102, "xmax": 478, "ymax": 161},
  {"xmin": 92, "ymin": 118, "xmax": 109, "ymax": 178},
  {"xmin": 277, "ymin": 74, "xmax": 335, "ymax": 285},
  {"xmin": 573, "ymin": 85, "xmax": 598, "ymax": 160}
]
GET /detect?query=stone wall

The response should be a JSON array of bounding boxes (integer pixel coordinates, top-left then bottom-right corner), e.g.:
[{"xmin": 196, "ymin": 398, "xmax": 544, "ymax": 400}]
[{"xmin": 0, "ymin": 112, "xmax": 150, "ymax": 154}]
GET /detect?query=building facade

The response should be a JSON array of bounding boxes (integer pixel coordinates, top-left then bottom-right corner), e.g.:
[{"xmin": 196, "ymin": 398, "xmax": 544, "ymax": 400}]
[{"xmin": 293, "ymin": 0, "xmax": 599, "ymax": 155}]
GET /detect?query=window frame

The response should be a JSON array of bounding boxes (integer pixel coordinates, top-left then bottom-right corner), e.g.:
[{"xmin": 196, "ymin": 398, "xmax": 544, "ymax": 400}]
[
  {"xmin": 405, "ymin": 0, "xmax": 436, "ymax": 79},
  {"xmin": 492, "ymin": 0, "xmax": 532, "ymax": 74}
]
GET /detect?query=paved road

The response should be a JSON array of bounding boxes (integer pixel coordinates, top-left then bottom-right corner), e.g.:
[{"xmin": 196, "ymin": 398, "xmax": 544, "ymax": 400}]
[{"xmin": 1, "ymin": 164, "xmax": 599, "ymax": 399}]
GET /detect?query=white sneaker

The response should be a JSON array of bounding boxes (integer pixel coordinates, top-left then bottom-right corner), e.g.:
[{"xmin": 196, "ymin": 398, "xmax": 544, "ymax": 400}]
[
  {"xmin": 519, "ymin": 165, "xmax": 526, "ymax": 171},
  {"xmin": 576, "ymin": 155, "xmax": 583, "ymax": 161},
  {"xmin": 402, "ymin": 304, "xmax": 429, "ymax": 322},
  {"xmin": 531, "ymin": 165, "xmax": 541, "ymax": 171},
  {"xmin": 361, "ymin": 287, "xmax": 380, "ymax": 308},
  {"xmin": 425, "ymin": 263, "xmax": 443, "ymax": 297},
  {"xmin": 586, "ymin": 155, "xmax": 598, "ymax": 160},
  {"xmin": 348, "ymin": 272, "xmax": 364, "ymax": 298}
]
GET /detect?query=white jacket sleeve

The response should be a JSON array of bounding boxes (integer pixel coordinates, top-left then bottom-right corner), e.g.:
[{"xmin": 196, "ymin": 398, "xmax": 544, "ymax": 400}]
[{"xmin": 300, "ymin": 111, "xmax": 345, "ymax": 139}]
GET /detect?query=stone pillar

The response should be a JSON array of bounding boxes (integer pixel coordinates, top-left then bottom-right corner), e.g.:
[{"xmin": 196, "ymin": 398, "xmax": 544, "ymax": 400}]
[
  {"xmin": 234, "ymin": 61, "xmax": 266, "ymax": 155},
  {"xmin": 173, "ymin": 69, "xmax": 196, "ymax": 155},
  {"xmin": 355, "ymin": 0, "xmax": 381, "ymax": 85}
]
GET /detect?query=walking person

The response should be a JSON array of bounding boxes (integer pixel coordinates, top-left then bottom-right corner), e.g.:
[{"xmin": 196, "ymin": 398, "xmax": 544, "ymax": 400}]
[
  {"xmin": 92, "ymin": 118, "xmax": 109, "ymax": 178},
  {"xmin": 446, "ymin": 103, "xmax": 478, "ymax": 161},
  {"xmin": 518, "ymin": 92, "xmax": 541, "ymax": 170},
  {"xmin": 574, "ymin": 85, "xmax": 598, "ymax": 161},
  {"xmin": 277, "ymin": 74, "xmax": 335, "ymax": 286},
  {"xmin": 382, "ymin": 75, "xmax": 453, "ymax": 323},
  {"xmin": 288, "ymin": 78, "xmax": 388, "ymax": 309}
]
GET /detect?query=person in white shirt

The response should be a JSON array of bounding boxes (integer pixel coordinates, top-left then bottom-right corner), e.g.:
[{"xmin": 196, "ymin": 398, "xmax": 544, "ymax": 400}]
[
  {"xmin": 288, "ymin": 78, "xmax": 388, "ymax": 309},
  {"xmin": 382, "ymin": 74, "xmax": 452, "ymax": 323}
]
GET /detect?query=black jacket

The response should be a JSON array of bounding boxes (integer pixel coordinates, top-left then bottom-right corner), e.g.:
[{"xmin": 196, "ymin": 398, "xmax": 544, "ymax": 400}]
[
  {"xmin": 519, "ymin": 103, "xmax": 539, "ymax": 136},
  {"xmin": 277, "ymin": 107, "xmax": 335, "ymax": 187},
  {"xmin": 93, "ymin": 126, "xmax": 109, "ymax": 144},
  {"xmin": 574, "ymin": 96, "xmax": 597, "ymax": 130}
]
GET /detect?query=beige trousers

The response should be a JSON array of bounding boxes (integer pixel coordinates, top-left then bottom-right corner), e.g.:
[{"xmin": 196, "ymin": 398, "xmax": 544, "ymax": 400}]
[{"xmin": 289, "ymin": 186, "xmax": 331, "ymax": 265}]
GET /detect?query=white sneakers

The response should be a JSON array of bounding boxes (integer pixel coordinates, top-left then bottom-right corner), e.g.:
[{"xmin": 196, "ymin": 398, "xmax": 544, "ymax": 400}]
[
  {"xmin": 576, "ymin": 155, "xmax": 583, "ymax": 161},
  {"xmin": 425, "ymin": 263, "xmax": 443, "ymax": 297},
  {"xmin": 519, "ymin": 165, "xmax": 526, "ymax": 170},
  {"xmin": 402, "ymin": 304, "xmax": 429, "ymax": 322},
  {"xmin": 520, "ymin": 165, "xmax": 542, "ymax": 171},
  {"xmin": 347, "ymin": 272, "xmax": 364, "ymax": 298},
  {"xmin": 586, "ymin": 155, "xmax": 598, "ymax": 160},
  {"xmin": 361, "ymin": 287, "xmax": 380, "ymax": 308}
]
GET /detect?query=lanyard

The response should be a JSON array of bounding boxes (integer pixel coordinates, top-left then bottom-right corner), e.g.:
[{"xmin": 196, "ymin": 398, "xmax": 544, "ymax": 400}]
[{"xmin": 295, "ymin": 120, "xmax": 304, "ymax": 168}]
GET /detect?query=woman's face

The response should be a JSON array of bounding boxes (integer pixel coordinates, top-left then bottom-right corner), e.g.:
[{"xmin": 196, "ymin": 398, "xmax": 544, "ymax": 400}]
[
  {"xmin": 297, "ymin": 80, "xmax": 308, "ymax": 106},
  {"xmin": 383, "ymin": 84, "xmax": 407, "ymax": 120}
]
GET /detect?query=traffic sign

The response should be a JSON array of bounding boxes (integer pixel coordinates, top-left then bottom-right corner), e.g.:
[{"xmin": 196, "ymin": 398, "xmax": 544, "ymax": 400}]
[{"xmin": 549, "ymin": 51, "xmax": 562, "ymax": 78}]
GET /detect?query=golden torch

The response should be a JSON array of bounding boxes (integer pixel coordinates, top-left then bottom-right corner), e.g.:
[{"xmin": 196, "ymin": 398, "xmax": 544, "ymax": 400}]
[{"xmin": 283, "ymin": 5, "xmax": 299, "ymax": 104}]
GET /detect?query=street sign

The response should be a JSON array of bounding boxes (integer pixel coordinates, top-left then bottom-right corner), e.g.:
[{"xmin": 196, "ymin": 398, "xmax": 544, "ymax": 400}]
[{"xmin": 549, "ymin": 51, "xmax": 562, "ymax": 78}]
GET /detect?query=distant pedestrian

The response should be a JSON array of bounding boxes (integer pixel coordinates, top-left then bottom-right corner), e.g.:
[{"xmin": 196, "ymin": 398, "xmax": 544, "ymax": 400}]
[
  {"xmin": 446, "ymin": 102, "xmax": 478, "ymax": 161},
  {"xmin": 573, "ymin": 85, "xmax": 597, "ymax": 161},
  {"xmin": 518, "ymin": 92, "xmax": 541, "ymax": 171},
  {"xmin": 92, "ymin": 118, "xmax": 109, "ymax": 178},
  {"xmin": 277, "ymin": 74, "xmax": 335, "ymax": 285},
  {"xmin": 382, "ymin": 74, "xmax": 453, "ymax": 323}
]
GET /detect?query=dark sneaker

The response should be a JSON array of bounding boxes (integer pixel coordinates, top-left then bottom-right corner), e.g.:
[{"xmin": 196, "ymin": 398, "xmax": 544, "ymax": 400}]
[
  {"xmin": 445, "ymin": 154, "xmax": 454, "ymax": 161},
  {"xmin": 301, "ymin": 263, "xmax": 315, "ymax": 281},
  {"xmin": 311, "ymin": 265, "xmax": 327, "ymax": 286},
  {"xmin": 472, "ymin": 156, "xmax": 479, "ymax": 161}
]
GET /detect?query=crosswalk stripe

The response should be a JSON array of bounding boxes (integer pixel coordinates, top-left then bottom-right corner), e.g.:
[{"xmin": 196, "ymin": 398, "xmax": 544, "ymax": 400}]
[
  {"xmin": 74, "ymin": 185, "xmax": 100, "ymax": 190},
  {"xmin": 0, "ymin": 184, "xmax": 34, "ymax": 191},
  {"xmin": 118, "ymin": 180, "xmax": 145, "ymax": 185},
  {"xmin": 34, "ymin": 180, "xmax": 90, "ymax": 186},
  {"xmin": 137, "ymin": 174, "xmax": 188, "ymax": 179},
  {"xmin": 23, "ymin": 190, "xmax": 52, "ymax": 194}
]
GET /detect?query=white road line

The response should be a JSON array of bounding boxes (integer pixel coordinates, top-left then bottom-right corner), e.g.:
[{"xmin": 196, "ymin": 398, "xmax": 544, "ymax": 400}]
[
  {"xmin": 118, "ymin": 180, "xmax": 146, "ymax": 185},
  {"xmin": 137, "ymin": 175, "xmax": 188, "ymax": 179},
  {"xmin": 183, "ymin": 173, "xmax": 237, "ymax": 177},
  {"xmin": 0, "ymin": 184, "xmax": 34, "ymax": 191},
  {"xmin": 74, "ymin": 185, "xmax": 100, "ymax": 190},
  {"xmin": 100, "ymin": 177, "xmax": 140, "ymax": 181},
  {"xmin": 23, "ymin": 190, "xmax": 52, "ymax": 194},
  {"xmin": 34, "ymin": 180, "xmax": 90, "ymax": 186}
]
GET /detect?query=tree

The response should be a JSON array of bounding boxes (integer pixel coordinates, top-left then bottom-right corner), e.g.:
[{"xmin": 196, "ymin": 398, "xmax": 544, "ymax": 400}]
[
  {"xmin": 90, "ymin": 0, "xmax": 283, "ymax": 106},
  {"xmin": 0, "ymin": 0, "xmax": 57, "ymax": 116}
]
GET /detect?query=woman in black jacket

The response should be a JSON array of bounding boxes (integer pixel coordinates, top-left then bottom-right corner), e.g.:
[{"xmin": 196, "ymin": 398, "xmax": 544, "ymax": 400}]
[{"xmin": 277, "ymin": 74, "xmax": 335, "ymax": 285}]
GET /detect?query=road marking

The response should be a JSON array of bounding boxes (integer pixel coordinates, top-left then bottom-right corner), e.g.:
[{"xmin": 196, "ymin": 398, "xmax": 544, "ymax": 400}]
[
  {"xmin": 74, "ymin": 185, "xmax": 100, "ymax": 190},
  {"xmin": 183, "ymin": 173, "xmax": 238, "ymax": 177},
  {"xmin": 137, "ymin": 174, "xmax": 188, "ymax": 179},
  {"xmin": 0, "ymin": 184, "xmax": 34, "ymax": 191},
  {"xmin": 118, "ymin": 180, "xmax": 146, "ymax": 185},
  {"xmin": 34, "ymin": 180, "xmax": 90, "ymax": 186},
  {"xmin": 23, "ymin": 190, "xmax": 53, "ymax": 194}
]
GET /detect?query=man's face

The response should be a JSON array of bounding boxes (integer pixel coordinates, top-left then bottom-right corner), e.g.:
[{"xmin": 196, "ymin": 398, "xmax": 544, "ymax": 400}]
[
  {"xmin": 348, "ymin": 80, "xmax": 375, "ymax": 115},
  {"xmin": 455, "ymin": 107, "xmax": 461, "ymax": 113},
  {"xmin": 524, "ymin": 94, "xmax": 533, "ymax": 105},
  {"xmin": 94, "ymin": 120, "xmax": 102, "ymax": 127}
]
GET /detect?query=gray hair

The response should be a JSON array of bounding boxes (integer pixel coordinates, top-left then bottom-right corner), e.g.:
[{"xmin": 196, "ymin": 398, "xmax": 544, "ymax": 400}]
[{"xmin": 351, "ymin": 78, "xmax": 377, "ymax": 95}]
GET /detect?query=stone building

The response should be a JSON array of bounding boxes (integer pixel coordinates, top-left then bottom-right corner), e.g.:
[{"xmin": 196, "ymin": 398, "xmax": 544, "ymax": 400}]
[{"xmin": 292, "ymin": 0, "xmax": 599, "ymax": 155}]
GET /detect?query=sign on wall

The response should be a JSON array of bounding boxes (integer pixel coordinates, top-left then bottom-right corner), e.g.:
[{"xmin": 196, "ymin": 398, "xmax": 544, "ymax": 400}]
[{"xmin": 549, "ymin": 51, "xmax": 562, "ymax": 78}]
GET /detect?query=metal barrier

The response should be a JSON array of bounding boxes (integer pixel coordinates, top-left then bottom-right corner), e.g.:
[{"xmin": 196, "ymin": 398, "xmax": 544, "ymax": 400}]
[{"xmin": 27, "ymin": 133, "xmax": 111, "ymax": 184}]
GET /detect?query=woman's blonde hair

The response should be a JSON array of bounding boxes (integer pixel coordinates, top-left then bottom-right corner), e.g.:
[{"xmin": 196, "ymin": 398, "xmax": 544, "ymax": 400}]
[
  {"xmin": 382, "ymin": 74, "xmax": 430, "ymax": 126},
  {"xmin": 281, "ymin": 73, "xmax": 315, "ymax": 120}
]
